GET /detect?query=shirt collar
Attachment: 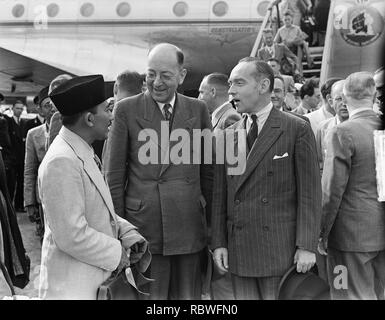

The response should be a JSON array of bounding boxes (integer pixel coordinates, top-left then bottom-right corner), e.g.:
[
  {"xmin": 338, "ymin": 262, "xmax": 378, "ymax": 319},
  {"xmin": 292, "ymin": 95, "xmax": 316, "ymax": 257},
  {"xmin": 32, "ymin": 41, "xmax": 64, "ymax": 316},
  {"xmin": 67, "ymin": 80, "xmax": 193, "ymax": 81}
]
[
  {"xmin": 348, "ymin": 106, "xmax": 373, "ymax": 118},
  {"xmin": 156, "ymin": 94, "xmax": 176, "ymax": 113},
  {"xmin": 60, "ymin": 126, "xmax": 94, "ymax": 158},
  {"xmin": 37, "ymin": 114, "xmax": 45, "ymax": 124},
  {"xmin": 245, "ymin": 102, "xmax": 273, "ymax": 122}
]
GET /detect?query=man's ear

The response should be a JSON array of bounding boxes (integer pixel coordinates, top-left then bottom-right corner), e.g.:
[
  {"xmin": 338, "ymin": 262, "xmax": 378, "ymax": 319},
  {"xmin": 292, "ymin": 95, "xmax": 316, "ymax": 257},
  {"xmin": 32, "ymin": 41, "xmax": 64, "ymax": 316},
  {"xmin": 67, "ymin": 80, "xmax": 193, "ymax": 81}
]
[
  {"xmin": 326, "ymin": 93, "xmax": 333, "ymax": 106},
  {"xmin": 260, "ymin": 78, "xmax": 271, "ymax": 94},
  {"xmin": 211, "ymin": 87, "xmax": 217, "ymax": 98},
  {"xmin": 84, "ymin": 112, "xmax": 94, "ymax": 127},
  {"xmin": 178, "ymin": 68, "xmax": 187, "ymax": 85}
]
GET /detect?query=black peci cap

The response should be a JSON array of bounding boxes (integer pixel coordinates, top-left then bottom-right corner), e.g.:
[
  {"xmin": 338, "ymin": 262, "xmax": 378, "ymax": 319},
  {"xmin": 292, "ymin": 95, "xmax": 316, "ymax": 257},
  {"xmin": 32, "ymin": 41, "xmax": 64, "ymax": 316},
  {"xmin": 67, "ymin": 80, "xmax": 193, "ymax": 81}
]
[{"xmin": 49, "ymin": 75, "xmax": 106, "ymax": 116}]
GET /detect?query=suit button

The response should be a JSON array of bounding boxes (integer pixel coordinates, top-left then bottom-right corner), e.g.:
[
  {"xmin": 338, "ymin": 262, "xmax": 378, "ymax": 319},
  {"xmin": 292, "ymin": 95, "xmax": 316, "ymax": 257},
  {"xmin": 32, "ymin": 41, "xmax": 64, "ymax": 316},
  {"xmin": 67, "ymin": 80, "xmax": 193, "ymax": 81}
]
[
  {"xmin": 158, "ymin": 179, "xmax": 163, "ymax": 184},
  {"xmin": 235, "ymin": 200, "xmax": 240, "ymax": 205},
  {"xmin": 111, "ymin": 220, "xmax": 116, "ymax": 226},
  {"xmin": 261, "ymin": 198, "xmax": 268, "ymax": 204},
  {"xmin": 263, "ymin": 226, "xmax": 269, "ymax": 231},
  {"xmin": 267, "ymin": 171, "xmax": 273, "ymax": 176}
]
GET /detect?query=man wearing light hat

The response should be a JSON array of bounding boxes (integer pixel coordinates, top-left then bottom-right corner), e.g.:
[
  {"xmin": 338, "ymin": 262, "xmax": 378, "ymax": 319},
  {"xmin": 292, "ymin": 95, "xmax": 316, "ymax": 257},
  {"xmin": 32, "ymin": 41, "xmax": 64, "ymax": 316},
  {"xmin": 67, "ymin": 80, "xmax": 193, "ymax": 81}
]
[{"xmin": 37, "ymin": 75, "xmax": 149, "ymax": 299}]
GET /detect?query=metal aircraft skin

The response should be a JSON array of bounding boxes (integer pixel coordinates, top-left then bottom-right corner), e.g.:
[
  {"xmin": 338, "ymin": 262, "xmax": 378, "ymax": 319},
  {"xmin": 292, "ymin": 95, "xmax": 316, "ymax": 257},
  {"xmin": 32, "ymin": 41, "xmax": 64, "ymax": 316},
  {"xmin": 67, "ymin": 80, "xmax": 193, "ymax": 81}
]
[{"xmin": 0, "ymin": 0, "xmax": 272, "ymax": 96}]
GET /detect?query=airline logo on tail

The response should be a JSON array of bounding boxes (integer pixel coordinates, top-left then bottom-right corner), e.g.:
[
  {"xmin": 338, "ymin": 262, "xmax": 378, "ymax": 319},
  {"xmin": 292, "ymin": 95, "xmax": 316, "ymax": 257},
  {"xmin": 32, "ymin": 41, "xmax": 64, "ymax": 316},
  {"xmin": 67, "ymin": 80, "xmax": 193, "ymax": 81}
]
[{"xmin": 334, "ymin": 1, "xmax": 383, "ymax": 46}]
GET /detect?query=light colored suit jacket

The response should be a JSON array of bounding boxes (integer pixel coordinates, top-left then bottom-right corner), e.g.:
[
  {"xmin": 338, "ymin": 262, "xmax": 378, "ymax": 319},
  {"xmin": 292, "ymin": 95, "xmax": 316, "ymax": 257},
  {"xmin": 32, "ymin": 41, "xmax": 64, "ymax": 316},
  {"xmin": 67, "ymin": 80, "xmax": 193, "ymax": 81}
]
[
  {"xmin": 315, "ymin": 116, "xmax": 338, "ymax": 175},
  {"xmin": 211, "ymin": 107, "xmax": 321, "ymax": 277},
  {"xmin": 24, "ymin": 123, "xmax": 47, "ymax": 206},
  {"xmin": 38, "ymin": 126, "xmax": 139, "ymax": 299},
  {"xmin": 321, "ymin": 109, "xmax": 385, "ymax": 252},
  {"xmin": 212, "ymin": 103, "xmax": 241, "ymax": 133},
  {"xmin": 104, "ymin": 91, "xmax": 213, "ymax": 256}
]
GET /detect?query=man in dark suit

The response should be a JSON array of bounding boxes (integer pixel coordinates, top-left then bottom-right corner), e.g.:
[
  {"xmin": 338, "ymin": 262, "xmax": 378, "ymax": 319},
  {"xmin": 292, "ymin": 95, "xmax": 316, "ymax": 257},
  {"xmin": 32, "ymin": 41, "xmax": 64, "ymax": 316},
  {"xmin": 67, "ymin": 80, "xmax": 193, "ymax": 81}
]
[
  {"xmin": 257, "ymin": 29, "xmax": 297, "ymax": 70},
  {"xmin": 211, "ymin": 58, "xmax": 321, "ymax": 300},
  {"xmin": 5, "ymin": 101, "xmax": 27, "ymax": 211},
  {"xmin": 320, "ymin": 72, "xmax": 385, "ymax": 300},
  {"xmin": 104, "ymin": 43, "xmax": 213, "ymax": 300}
]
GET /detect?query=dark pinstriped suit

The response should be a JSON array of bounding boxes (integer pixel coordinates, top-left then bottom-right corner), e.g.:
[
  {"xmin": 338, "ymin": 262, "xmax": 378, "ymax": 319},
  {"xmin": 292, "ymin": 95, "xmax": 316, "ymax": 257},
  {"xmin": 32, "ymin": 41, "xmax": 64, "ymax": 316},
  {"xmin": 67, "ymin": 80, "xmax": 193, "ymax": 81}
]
[{"xmin": 211, "ymin": 107, "xmax": 322, "ymax": 299}]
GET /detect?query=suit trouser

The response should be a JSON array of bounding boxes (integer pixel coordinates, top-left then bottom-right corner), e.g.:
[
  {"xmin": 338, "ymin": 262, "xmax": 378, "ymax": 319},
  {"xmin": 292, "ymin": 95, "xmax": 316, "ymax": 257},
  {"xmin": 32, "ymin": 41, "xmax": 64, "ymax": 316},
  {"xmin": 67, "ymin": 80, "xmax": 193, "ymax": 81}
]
[
  {"xmin": 14, "ymin": 162, "xmax": 24, "ymax": 209},
  {"xmin": 143, "ymin": 251, "xmax": 203, "ymax": 300},
  {"xmin": 327, "ymin": 247, "xmax": 385, "ymax": 300},
  {"xmin": 231, "ymin": 274, "xmax": 281, "ymax": 300}
]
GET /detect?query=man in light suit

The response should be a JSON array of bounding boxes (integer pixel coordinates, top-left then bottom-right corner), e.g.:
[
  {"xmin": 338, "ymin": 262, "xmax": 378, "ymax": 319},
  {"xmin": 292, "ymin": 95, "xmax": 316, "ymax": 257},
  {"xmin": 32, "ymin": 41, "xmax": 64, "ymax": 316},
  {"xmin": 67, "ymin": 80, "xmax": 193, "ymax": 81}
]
[
  {"xmin": 24, "ymin": 86, "xmax": 55, "ymax": 238},
  {"xmin": 292, "ymin": 78, "xmax": 321, "ymax": 115},
  {"xmin": 320, "ymin": 72, "xmax": 385, "ymax": 300},
  {"xmin": 38, "ymin": 75, "xmax": 148, "ymax": 299},
  {"xmin": 211, "ymin": 58, "xmax": 321, "ymax": 300},
  {"xmin": 104, "ymin": 43, "xmax": 213, "ymax": 300},
  {"xmin": 198, "ymin": 73, "xmax": 241, "ymax": 133}
]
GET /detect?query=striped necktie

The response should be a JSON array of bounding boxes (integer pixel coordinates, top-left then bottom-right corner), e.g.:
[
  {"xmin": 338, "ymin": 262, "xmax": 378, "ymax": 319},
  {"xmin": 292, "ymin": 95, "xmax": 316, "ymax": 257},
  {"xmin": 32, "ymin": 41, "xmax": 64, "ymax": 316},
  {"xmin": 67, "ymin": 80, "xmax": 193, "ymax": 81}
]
[
  {"xmin": 163, "ymin": 103, "xmax": 172, "ymax": 121},
  {"xmin": 247, "ymin": 114, "xmax": 258, "ymax": 150}
]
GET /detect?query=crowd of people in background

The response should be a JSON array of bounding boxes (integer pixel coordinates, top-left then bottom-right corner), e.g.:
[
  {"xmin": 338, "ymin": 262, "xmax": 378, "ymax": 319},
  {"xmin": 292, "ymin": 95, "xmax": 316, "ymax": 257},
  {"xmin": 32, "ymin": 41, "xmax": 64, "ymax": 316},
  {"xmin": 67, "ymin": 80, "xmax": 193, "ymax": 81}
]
[{"xmin": 0, "ymin": 1, "xmax": 384, "ymax": 300}]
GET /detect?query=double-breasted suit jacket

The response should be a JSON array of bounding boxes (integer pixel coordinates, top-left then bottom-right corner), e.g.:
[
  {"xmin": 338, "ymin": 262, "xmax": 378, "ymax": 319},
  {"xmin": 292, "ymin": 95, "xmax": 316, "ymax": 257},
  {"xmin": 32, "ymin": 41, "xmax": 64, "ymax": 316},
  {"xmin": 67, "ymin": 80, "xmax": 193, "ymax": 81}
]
[
  {"xmin": 38, "ymin": 127, "xmax": 139, "ymax": 299},
  {"xmin": 104, "ymin": 91, "xmax": 213, "ymax": 256},
  {"xmin": 211, "ymin": 107, "xmax": 322, "ymax": 277}
]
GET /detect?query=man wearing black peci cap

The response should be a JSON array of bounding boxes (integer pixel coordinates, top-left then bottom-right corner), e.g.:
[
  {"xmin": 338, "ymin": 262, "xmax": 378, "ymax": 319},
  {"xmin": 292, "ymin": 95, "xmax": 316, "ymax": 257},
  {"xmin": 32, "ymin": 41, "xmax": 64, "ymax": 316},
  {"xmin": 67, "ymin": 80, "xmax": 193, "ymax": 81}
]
[{"xmin": 37, "ymin": 75, "xmax": 149, "ymax": 299}]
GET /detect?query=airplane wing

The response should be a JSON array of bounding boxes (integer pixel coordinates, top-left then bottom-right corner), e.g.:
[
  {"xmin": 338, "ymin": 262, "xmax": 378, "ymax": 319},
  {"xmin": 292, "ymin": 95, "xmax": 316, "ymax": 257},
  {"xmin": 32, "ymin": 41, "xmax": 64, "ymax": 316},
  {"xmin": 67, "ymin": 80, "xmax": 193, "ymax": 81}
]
[{"xmin": 0, "ymin": 47, "xmax": 76, "ymax": 96}]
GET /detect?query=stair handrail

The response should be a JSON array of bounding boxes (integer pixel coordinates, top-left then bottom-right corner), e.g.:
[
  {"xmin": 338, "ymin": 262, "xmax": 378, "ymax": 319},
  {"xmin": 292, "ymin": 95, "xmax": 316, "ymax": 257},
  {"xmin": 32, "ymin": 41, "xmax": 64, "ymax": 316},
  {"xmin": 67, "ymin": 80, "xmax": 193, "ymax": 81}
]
[{"xmin": 250, "ymin": 1, "xmax": 279, "ymax": 57}]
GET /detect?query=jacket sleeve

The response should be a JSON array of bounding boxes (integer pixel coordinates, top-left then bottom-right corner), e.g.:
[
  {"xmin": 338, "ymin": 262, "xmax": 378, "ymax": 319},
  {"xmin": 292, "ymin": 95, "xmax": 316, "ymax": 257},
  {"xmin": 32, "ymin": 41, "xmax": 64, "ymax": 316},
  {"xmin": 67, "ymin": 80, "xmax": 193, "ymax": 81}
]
[
  {"xmin": 320, "ymin": 126, "xmax": 353, "ymax": 242},
  {"xmin": 24, "ymin": 131, "xmax": 39, "ymax": 207},
  {"xmin": 39, "ymin": 156, "xmax": 122, "ymax": 272},
  {"xmin": 294, "ymin": 121, "xmax": 322, "ymax": 253},
  {"xmin": 104, "ymin": 102, "xmax": 129, "ymax": 218}
]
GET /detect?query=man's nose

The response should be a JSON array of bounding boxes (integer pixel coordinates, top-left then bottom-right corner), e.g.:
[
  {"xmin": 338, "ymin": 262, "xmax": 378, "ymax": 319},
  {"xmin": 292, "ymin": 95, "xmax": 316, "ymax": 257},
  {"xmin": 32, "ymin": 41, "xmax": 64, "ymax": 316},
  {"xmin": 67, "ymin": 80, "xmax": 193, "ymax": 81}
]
[{"xmin": 153, "ymin": 74, "xmax": 163, "ymax": 86}]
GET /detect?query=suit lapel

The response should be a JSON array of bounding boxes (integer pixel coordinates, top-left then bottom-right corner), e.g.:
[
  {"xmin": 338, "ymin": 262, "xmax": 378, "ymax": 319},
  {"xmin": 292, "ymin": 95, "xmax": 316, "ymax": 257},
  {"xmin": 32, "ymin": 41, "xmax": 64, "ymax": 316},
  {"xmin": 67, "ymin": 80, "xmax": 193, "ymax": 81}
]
[
  {"xmin": 160, "ymin": 94, "xmax": 195, "ymax": 176},
  {"xmin": 236, "ymin": 107, "xmax": 283, "ymax": 192},
  {"xmin": 60, "ymin": 128, "xmax": 116, "ymax": 220}
]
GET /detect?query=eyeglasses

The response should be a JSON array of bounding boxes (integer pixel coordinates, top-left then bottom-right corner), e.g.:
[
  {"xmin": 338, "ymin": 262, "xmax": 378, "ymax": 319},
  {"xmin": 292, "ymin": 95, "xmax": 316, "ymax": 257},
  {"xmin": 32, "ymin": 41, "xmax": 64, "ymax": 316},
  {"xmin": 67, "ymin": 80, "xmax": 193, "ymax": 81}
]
[{"xmin": 273, "ymin": 88, "xmax": 283, "ymax": 93}]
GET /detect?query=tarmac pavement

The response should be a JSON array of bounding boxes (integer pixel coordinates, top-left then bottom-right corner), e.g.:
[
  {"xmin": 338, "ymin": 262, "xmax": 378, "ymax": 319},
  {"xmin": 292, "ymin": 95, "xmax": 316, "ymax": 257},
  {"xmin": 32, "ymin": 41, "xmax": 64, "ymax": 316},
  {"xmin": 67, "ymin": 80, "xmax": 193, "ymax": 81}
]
[{"xmin": 14, "ymin": 211, "xmax": 41, "ymax": 298}]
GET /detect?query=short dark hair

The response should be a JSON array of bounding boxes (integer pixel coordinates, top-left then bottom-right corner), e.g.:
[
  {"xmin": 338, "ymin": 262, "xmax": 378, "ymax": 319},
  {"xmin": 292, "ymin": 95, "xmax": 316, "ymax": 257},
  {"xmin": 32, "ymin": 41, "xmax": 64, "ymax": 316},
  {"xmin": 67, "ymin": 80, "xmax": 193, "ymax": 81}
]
[
  {"xmin": 61, "ymin": 105, "xmax": 97, "ymax": 127},
  {"xmin": 175, "ymin": 48, "xmax": 184, "ymax": 67},
  {"xmin": 116, "ymin": 70, "xmax": 144, "ymax": 95},
  {"xmin": 238, "ymin": 57, "xmax": 274, "ymax": 92},
  {"xmin": 284, "ymin": 11, "xmax": 293, "ymax": 17},
  {"xmin": 263, "ymin": 28, "xmax": 274, "ymax": 35},
  {"xmin": 320, "ymin": 77, "xmax": 343, "ymax": 99},
  {"xmin": 13, "ymin": 100, "xmax": 24, "ymax": 107},
  {"xmin": 300, "ymin": 78, "xmax": 319, "ymax": 99},
  {"xmin": 204, "ymin": 73, "xmax": 229, "ymax": 89}
]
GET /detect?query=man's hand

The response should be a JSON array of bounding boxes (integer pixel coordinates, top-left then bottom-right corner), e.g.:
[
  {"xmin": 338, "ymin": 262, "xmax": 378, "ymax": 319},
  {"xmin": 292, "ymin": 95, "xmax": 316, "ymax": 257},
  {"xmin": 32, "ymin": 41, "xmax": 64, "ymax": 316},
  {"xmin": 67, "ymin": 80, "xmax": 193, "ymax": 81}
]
[
  {"xmin": 213, "ymin": 247, "xmax": 229, "ymax": 274},
  {"xmin": 114, "ymin": 246, "xmax": 131, "ymax": 275},
  {"xmin": 129, "ymin": 238, "xmax": 148, "ymax": 265},
  {"xmin": 294, "ymin": 248, "xmax": 316, "ymax": 273},
  {"xmin": 317, "ymin": 238, "xmax": 327, "ymax": 256}
]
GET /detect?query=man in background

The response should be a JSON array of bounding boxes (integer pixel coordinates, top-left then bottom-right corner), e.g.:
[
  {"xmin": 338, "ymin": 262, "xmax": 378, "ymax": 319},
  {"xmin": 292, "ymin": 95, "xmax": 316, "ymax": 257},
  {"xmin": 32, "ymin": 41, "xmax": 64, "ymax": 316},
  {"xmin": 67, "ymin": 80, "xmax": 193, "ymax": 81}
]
[
  {"xmin": 292, "ymin": 78, "xmax": 320, "ymax": 116},
  {"xmin": 113, "ymin": 70, "xmax": 144, "ymax": 102},
  {"xmin": 198, "ymin": 73, "xmax": 241, "ymax": 133},
  {"xmin": 305, "ymin": 78, "xmax": 341, "ymax": 135},
  {"xmin": 320, "ymin": 72, "xmax": 385, "ymax": 299}
]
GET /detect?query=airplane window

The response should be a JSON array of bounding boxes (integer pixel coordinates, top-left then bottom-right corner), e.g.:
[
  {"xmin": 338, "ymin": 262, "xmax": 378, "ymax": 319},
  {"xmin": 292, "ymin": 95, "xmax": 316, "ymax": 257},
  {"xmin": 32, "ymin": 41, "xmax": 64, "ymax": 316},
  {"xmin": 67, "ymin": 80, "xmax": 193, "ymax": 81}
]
[
  {"xmin": 12, "ymin": 4, "xmax": 25, "ymax": 18},
  {"xmin": 173, "ymin": 2, "xmax": 188, "ymax": 17},
  {"xmin": 257, "ymin": 1, "xmax": 270, "ymax": 16},
  {"xmin": 47, "ymin": 3, "xmax": 60, "ymax": 18},
  {"xmin": 116, "ymin": 2, "xmax": 131, "ymax": 17},
  {"xmin": 213, "ymin": 1, "xmax": 228, "ymax": 17},
  {"xmin": 80, "ymin": 2, "xmax": 94, "ymax": 17}
]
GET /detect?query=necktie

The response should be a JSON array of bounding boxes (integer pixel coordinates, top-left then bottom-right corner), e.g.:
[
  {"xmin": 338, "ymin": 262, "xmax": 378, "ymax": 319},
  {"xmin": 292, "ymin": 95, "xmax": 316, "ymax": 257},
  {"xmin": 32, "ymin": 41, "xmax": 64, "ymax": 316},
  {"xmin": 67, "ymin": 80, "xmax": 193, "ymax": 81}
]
[
  {"xmin": 163, "ymin": 103, "xmax": 172, "ymax": 121},
  {"xmin": 94, "ymin": 153, "xmax": 103, "ymax": 173},
  {"xmin": 247, "ymin": 114, "xmax": 258, "ymax": 150}
]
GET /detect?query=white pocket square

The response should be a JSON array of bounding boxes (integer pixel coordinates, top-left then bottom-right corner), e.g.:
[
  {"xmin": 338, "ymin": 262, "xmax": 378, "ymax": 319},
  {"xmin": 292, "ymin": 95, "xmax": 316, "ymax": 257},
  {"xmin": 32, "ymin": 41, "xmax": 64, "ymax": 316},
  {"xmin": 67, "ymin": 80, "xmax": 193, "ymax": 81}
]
[{"xmin": 273, "ymin": 152, "xmax": 288, "ymax": 160}]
